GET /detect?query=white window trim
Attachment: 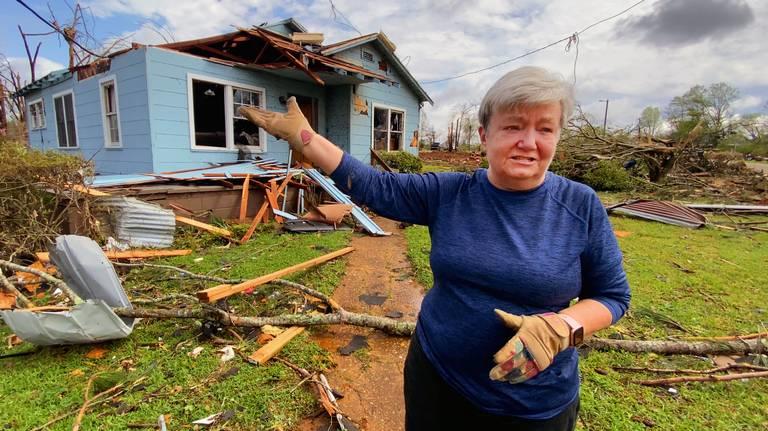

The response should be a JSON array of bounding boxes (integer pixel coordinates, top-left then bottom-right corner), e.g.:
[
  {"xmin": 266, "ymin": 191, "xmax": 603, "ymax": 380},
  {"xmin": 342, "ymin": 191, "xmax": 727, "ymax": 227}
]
[
  {"xmin": 27, "ymin": 97, "xmax": 45, "ymax": 130},
  {"xmin": 99, "ymin": 75, "xmax": 123, "ymax": 148},
  {"xmin": 186, "ymin": 73, "xmax": 267, "ymax": 152},
  {"xmin": 52, "ymin": 89, "xmax": 78, "ymax": 149},
  {"xmin": 370, "ymin": 103, "xmax": 406, "ymax": 152}
]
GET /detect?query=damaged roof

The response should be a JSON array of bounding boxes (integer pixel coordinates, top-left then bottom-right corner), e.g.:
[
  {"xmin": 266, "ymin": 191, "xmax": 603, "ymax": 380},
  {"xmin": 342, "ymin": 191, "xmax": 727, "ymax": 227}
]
[
  {"xmin": 16, "ymin": 20, "xmax": 431, "ymax": 104},
  {"xmin": 321, "ymin": 33, "xmax": 433, "ymax": 105}
]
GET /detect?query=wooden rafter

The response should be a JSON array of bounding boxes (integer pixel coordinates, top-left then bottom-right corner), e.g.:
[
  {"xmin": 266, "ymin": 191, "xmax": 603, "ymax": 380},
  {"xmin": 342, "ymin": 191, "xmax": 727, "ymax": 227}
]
[{"xmin": 194, "ymin": 44, "xmax": 251, "ymax": 65}]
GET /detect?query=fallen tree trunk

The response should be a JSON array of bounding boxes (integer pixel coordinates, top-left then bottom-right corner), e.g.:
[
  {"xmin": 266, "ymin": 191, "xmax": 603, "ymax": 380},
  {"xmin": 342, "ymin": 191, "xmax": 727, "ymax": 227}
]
[{"xmin": 586, "ymin": 337, "xmax": 767, "ymax": 355}]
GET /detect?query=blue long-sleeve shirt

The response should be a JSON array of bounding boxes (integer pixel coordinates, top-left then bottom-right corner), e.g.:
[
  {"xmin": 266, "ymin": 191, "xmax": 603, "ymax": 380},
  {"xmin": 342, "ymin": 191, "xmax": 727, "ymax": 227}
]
[{"xmin": 330, "ymin": 153, "xmax": 630, "ymax": 420}]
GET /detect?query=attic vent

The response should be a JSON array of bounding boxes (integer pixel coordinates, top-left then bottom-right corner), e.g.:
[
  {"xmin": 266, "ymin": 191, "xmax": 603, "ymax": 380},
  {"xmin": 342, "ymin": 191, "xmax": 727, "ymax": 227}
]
[{"xmin": 362, "ymin": 50, "xmax": 374, "ymax": 62}]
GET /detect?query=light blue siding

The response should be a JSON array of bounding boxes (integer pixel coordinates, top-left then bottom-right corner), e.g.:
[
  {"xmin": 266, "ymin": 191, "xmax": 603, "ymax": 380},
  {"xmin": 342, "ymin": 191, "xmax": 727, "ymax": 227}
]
[
  {"xmin": 335, "ymin": 43, "xmax": 421, "ymax": 163},
  {"xmin": 145, "ymin": 47, "xmax": 327, "ymax": 172},
  {"xmin": 325, "ymin": 85, "xmax": 351, "ymax": 153},
  {"xmin": 26, "ymin": 48, "xmax": 153, "ymax": 174}
]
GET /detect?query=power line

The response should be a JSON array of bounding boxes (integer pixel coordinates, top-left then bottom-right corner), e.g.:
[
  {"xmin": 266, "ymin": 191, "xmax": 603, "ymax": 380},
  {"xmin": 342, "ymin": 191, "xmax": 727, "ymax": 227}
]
[
  {"xmin": 328, "ymin": 0, "xmax": 362, "ymax": 36},
  {"xmin": 421, "ymin": 0, "xmax": 646, "ymax": 85},
  {"xmin": 15, "ymin": 0, "xmax": 106, "ymax": 60}
]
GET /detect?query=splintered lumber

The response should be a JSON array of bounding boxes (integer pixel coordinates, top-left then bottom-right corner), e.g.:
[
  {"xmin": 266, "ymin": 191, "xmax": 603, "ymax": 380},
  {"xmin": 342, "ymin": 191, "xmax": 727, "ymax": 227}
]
[
  {"xmin": 197, "ymin": 246, "xmax": 355, "ymax": 302},
  {"xmin": 175, "ymin": 215, "xmax": 232, "ymax": 238},
  {"xmin": 240, "ymin": 201, "xmax": 270, "ymax": 243},
  {"xmin": 36, "ymin": 249, "xmax": 192, "ymax": 263},
  {"xmin": 249, "ymin": 326, "xmax": 305, "ymax": 364},
  {"xmin": 69, "ymin": 184, "xmax": 111, "ymax": 197},
  {"xmin": 239, "ymin": 174, "xmax": 251, "ymax": 222},
  {"xmin": 265, "ymin": 186, "xmax": 283, "ymax": 223}
]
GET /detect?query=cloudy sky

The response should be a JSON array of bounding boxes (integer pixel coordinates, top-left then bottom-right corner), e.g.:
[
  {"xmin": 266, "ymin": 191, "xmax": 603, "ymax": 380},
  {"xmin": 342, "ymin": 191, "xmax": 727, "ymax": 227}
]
[{"xmin": 2, "ymin": 0, "xmax": 766, "ymax": 138}]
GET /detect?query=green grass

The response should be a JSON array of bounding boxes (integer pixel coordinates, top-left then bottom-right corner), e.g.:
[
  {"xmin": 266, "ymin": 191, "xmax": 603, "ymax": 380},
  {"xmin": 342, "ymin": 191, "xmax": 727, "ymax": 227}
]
[
  {"xmin": 404, "ymin": 225, "xmax": 433, "ymax": 289},
  {"xmin": 403, "ymin": 216, "xmax": 768, "ymax": 430},
  {"xmin": 0, "ymin": 225, "xmax": 352, "ymax": 430}
]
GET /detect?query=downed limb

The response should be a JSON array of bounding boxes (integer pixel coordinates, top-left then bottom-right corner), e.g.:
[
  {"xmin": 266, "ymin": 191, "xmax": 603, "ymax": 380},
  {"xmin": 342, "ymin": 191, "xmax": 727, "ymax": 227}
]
[
  {"xmin": 0, "ymin": 259, "xmax": 80, "ymax": 304},
  {"xmin": 635, "ymin": 370, "xmax": 768, "ymax": 387},
  {"xmin": 0, "ymin": 270, "xmax": 31, "ymax": 308},
  {"xmin": 72, "ymin": 373, "xmax": 125, "ymax": 431},
  {"xmin": 586, "ymin": 337, "xmax": 767, "ymax": 355},
  {"xmin": 112, "ymin": 307, "xmax": 416, "ymax": 337},
  {"xmin": 614, "ymin": 364, "xmax": 768, "ymax": 375},
  {"xmin": 112, "ymin": 261, "xmax": 242, "ymax": 285}
]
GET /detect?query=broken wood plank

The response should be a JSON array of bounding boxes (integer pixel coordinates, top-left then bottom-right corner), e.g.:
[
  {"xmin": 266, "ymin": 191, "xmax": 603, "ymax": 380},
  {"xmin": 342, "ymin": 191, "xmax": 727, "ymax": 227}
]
[
  {"xmin": 36, "ymin": 249, "xmax": 193, "ymax": 263},
  {"xmin": 239, "ymin": 174, "xmax": 251, "ymax": 222},
  {"xmin": 249, "ymin": 326, "xmax": 305, "ymax": 364},
  {"xmin": 240, "ymin": 201, "xmax": 270, "ymax": 243},
  {"xmin": 69, "ymin": 184, "xmax": 111, "ymax": 197},
  {"xmin": 266, "ymin": 182, "xmax": 283, "ymax": 223},
  {"xmin": 175, "ymin": 215, "xmax": 232, "ymax": 238},
  {"xmin": 197, "ymin": 247, "xmax": 355, "ymax": 302},
  {"xmin": 15, "ymin": 261, "xmax": 57, "ymax": 293}
]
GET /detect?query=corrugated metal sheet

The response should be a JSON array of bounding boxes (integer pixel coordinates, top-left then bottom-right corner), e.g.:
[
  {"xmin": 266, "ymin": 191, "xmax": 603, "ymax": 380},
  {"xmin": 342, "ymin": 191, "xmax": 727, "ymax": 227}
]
[
  {"xmin": 608, "ymin": 200, "xmax": 707, "ymax": 228},
  {"xmin": 97, "ymin": 197, "xmax": 176, "ymax": 247},
  {"xmin": 304, "ymin": 168, "xmax": 389, "ymax": 236},
  {"xmin": 684, "ymin": 203, "xmax": 768, "ymax": 214},
  {"xmin": 89, "ymin": 160, "xmax": 296, "ymax": 188}
]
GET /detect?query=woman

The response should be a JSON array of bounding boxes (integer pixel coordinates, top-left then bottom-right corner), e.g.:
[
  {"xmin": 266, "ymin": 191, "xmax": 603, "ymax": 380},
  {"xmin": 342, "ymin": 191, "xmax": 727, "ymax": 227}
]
[{"xmin": 241, "ymin": 66, "xmax": 630, "ymax": 431}]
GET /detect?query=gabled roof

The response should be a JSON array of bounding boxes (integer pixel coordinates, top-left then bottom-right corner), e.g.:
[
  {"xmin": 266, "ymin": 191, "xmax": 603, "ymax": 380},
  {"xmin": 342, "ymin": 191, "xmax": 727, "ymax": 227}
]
[
  {"xmin": 260, "ymin": 18, "xmax": 307, "ymax": 35},
  {"xmin": 320, "ymin": 33, "xmax": 432, "ymax": 105}
]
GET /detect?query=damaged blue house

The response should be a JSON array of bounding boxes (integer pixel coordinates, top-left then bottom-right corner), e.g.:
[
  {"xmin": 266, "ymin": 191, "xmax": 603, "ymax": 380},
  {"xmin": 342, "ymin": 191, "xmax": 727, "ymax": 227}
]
[{"xmin": 18, "ymin": 19, "xmax": 432, "ymax": 175}]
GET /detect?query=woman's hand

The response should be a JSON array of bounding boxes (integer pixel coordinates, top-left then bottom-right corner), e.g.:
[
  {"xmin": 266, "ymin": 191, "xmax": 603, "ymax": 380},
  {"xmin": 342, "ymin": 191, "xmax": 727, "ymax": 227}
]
[
  {"xmin": 489, "ymin": 309, "xmax": 571, "ymax": 383},
  {"xmin": 238, "ymin": 96, "xmax": 315, "ymax": 153}
]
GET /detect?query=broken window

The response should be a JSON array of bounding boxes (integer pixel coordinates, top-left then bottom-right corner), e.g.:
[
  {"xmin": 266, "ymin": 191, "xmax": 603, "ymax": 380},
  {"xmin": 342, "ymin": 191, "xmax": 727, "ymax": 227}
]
[
  {"xmin": 190, "ymin": 77, "xmax": 265, "ymax": 150},
  {"xmin": 232, "ymin": 87, "xmax": 261, "ymax": 147},
  {"xmin": 192, "ymin": 80, "xmax": 226, "ymax": 148},
  {"xmin": 101, "ymin": 80, "xmax": 121, "ymax": 147},
  {"xmin": 28, "ymin": 99, "xmax": 45, "ymax": 130},
  {"xmin": 372, "ymin": 107, "xmax": 404, "ymax": 151},
  {"xmin": 54, "ymin": 92, "xmax": 77, "ymax": 148}
]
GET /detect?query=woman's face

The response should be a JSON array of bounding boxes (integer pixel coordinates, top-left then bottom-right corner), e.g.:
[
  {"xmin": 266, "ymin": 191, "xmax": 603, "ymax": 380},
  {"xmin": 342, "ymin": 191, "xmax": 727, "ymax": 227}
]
[{"xmin": 479, "ymin": 102, "xmax": 562, "ymax": 191}]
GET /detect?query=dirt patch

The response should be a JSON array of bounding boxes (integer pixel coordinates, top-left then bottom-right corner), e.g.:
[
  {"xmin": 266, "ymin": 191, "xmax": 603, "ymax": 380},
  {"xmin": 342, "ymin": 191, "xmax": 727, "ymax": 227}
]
[{"xmin": 296, "ymin": 218, "xmax": 424, "ymax": 431}]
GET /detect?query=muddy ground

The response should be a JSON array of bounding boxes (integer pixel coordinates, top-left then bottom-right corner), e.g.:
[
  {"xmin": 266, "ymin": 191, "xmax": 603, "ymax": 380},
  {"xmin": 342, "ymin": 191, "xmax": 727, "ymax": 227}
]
[{"xmin": 297, "ymin": 218, "xmax": 424, "ymax": 431}]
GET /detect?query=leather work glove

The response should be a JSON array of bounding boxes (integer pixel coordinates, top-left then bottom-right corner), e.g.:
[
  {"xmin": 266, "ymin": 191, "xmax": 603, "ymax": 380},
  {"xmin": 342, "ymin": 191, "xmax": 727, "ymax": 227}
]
[
  {"xmin": 489, "ymin": 309, "xmax": 571, "ymax": 384},
  {"xmin": 238, "ymin": 96, "xmax": 315, "ymax": 153}
]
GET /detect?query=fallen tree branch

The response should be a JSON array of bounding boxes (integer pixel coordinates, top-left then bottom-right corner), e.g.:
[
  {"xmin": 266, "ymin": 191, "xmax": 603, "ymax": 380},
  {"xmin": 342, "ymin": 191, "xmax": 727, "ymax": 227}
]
[
  {"xmin": 112, "ymin": 307, "xmax": 416, "ymax": 337},
  {"xmin": 677, "ymin": 331, "xmax": 768, "ymax": 341},
  {"xmin": 586, "ymin": 337, "xmax": 767, "ymax": 355},
  {"xmin": 0, "ymin": 270, "xmax": 31, "ymax": 308},
  {"xmin": 636, "ymin": 370, "xmax": 768, "ymax": 386},
  {"xmin": 112, "ymin": 261, "xmax": 242, "ymax": 285},
  {"xmin": 614, "ymin": 363, "xmax": 768, "ymax": 375},
  {"xmin": 0, "ymin": 259, "xmax": 80, "ymax": 304}
]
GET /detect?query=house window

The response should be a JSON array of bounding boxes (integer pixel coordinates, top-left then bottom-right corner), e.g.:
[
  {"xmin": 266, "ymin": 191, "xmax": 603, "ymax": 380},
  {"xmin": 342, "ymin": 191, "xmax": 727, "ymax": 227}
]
[
  {"xmin": 28, "ymin": 99, "xmax": 45, "ymax": 130},
  {"xmin": 189, "ymin": 75, "xmax": 265, "ymax": 151},
  {"xmin": 232, "ymin": 87, "xmax": 262, "ymax": 147},
  {"xmin": 53, "ymin": 92, "xmax": 77, "ymax": 148},
  {"xmin": 373, "ymin": 106, "xmax": 404, "ymax": 151},
  {"xmin": 362, "ymin": 50, "xmax": 374, "ymax": 62},
  {"xmin": 100, "ymin": 79, "xmax": 121, "ymax": 147}
]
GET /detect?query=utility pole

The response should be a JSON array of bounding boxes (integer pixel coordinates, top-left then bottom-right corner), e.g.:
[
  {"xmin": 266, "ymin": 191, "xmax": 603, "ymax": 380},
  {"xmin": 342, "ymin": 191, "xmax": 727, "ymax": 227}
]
[{"xmin": 598, "ymin": 99, "xmax": 609, "ymax": 133}]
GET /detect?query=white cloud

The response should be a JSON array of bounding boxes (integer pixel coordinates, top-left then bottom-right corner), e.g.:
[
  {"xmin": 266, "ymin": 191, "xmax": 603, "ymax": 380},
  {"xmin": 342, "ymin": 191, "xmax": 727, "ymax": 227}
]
[
  {"xmin": 78, "ymin": 0, "xmax": 768, "ymax": 137},
  {"xmin": 7, "ymin": 56, "xmax": 65, "ymax": 87},
  {"xmin": 732, "ymin": 95, "xmax": 764, "ymax": 111}
]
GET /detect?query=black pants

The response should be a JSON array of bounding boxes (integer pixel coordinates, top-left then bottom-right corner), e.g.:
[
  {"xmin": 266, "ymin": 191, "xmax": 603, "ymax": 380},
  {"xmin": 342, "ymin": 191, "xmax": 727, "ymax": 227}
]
[{"xmin": 404, "ymin": 335, "xmax": 579, "ymax": 431}]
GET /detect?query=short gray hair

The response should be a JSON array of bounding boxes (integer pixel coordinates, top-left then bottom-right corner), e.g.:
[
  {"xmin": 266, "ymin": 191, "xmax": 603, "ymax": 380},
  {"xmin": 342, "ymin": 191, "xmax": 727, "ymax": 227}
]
[{"xmin": 478, "ymin": 66, "xmax": 575, "ymax": 129}]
